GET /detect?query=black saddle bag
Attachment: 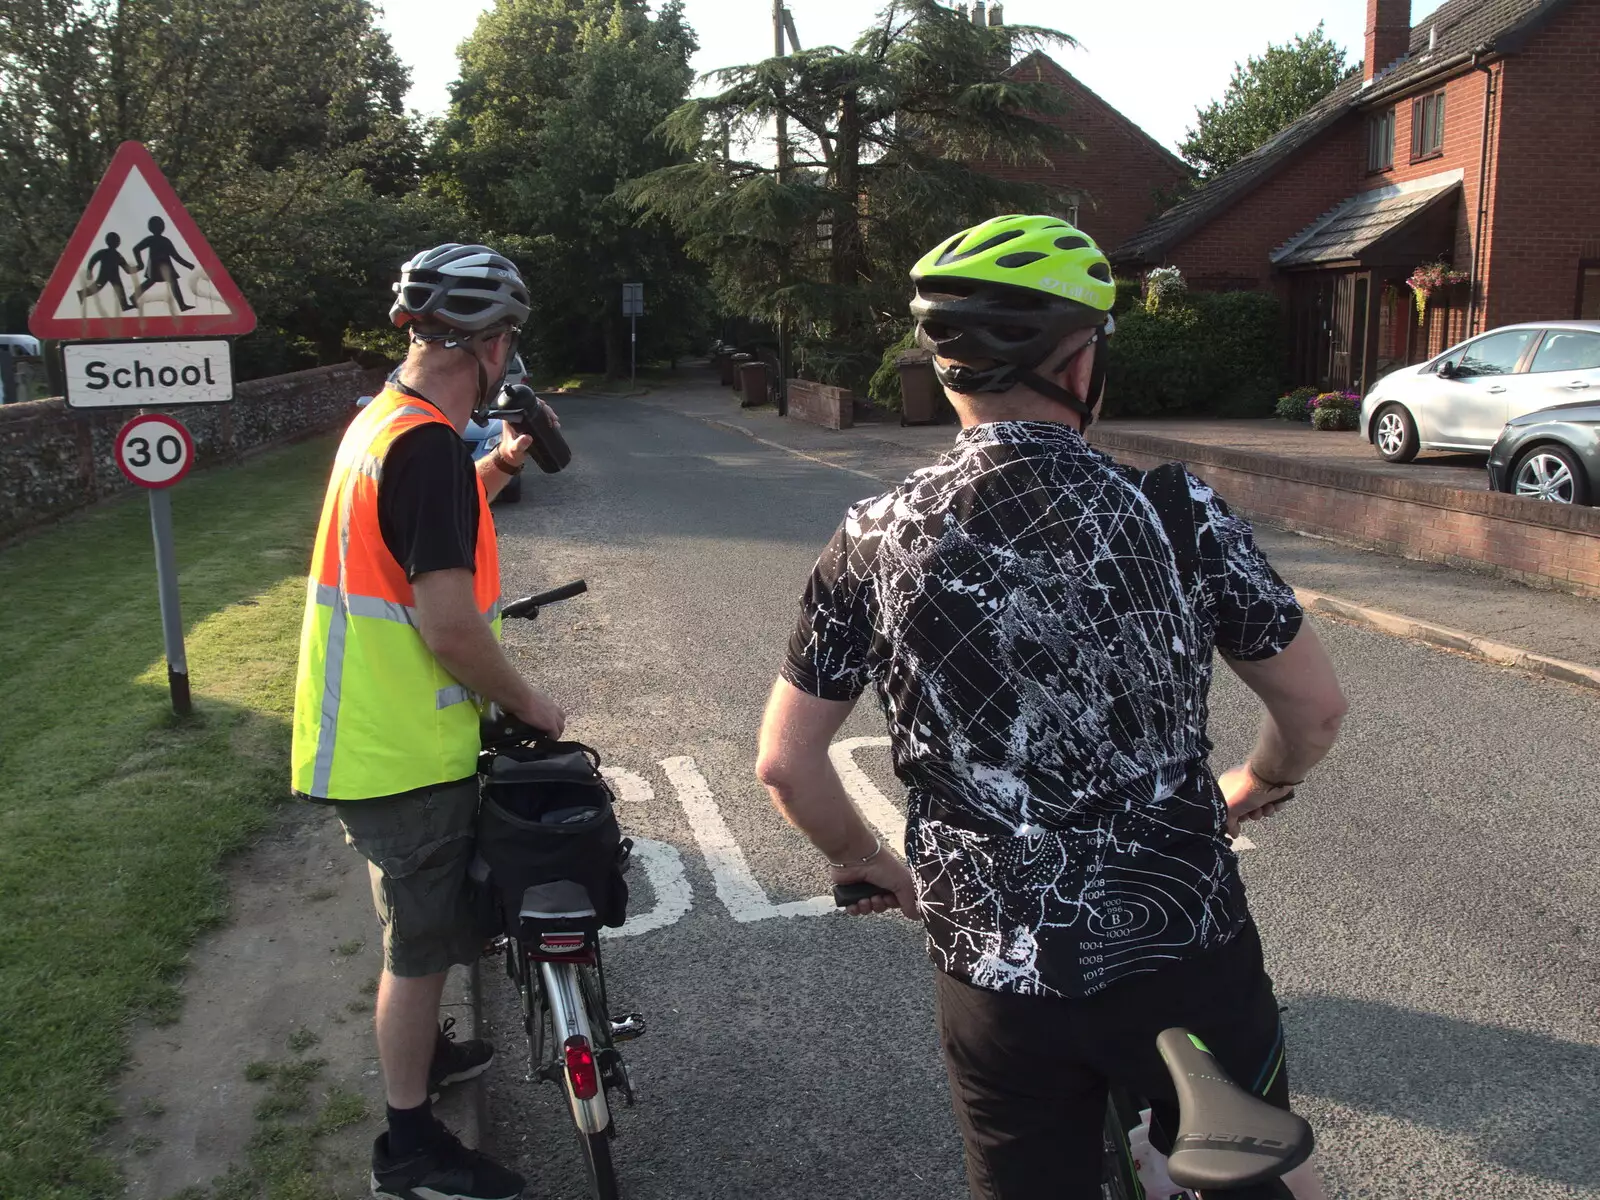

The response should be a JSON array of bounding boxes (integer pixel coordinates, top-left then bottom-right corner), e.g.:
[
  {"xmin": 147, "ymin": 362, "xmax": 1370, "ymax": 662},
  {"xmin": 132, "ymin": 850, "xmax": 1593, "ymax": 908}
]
[{"xmin": 475, "ymin": 740, "xmax": 629, "ymax": 932}]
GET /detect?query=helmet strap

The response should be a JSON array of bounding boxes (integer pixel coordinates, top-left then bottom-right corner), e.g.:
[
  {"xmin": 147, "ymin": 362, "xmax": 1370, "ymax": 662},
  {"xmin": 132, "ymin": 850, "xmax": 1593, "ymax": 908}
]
[{"xmin": 1016, "ymin": 325, "xmax": 1108, "ymax": 426}]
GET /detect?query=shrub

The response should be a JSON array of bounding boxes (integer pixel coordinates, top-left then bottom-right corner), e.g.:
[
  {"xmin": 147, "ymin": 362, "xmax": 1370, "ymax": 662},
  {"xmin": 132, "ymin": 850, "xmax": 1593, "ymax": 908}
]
[
  {"xmin": 1113, "ymin": 278, "xmax": 1143, "ymax": 317},
  {"xmin": 1144, "ymin": 266, "xmax": 1187, "ymax": 313},
  {"xmin": 1275, "ymin": 386, "xmax": 1319, "ymax": 421},
  {"xmin": 867, "ymin": 326, "xmax": 917, "ymax": 410},
  {"xmin": 1103, "ymin": 290, "xmax": 1284, "ymax": 419},
  {"xmin": 1311, "ymin": 404, "xmax": 1359, "ymax": 431}
]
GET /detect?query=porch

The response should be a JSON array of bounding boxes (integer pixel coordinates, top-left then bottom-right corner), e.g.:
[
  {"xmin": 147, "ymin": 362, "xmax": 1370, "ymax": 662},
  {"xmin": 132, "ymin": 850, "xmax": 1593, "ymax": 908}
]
[{"xmin": 1273, "ymin": 171, "xmax": 1470, "ymax": 394}]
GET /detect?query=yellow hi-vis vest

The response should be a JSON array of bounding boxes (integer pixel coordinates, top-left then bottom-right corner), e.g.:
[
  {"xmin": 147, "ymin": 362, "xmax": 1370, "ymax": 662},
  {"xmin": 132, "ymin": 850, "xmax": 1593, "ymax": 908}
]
[{"xmin": 291, "ymin": 387, "xmax": 501, "ymax": 800}]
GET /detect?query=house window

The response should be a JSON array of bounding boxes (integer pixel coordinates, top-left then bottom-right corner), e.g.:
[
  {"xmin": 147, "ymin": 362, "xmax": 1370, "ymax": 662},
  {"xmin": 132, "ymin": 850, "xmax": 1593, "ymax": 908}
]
[
  {"xmin": 1412, "ymin": 90, "xmax": 1446, "ymax": 159},
  {"xmin": 1580, "ymin": 262, "xmax": 1600, "ymax": 319},
  {"xmin": 1368, "ymin": 109, "xmax": 1395, "ymax": 172}
]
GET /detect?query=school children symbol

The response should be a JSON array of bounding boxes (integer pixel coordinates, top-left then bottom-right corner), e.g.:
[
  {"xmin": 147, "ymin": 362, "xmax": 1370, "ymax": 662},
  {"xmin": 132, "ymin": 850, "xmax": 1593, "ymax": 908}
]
[{"xmin": 29, "ymin": 141, "xmax": 256, "ymax": 340}]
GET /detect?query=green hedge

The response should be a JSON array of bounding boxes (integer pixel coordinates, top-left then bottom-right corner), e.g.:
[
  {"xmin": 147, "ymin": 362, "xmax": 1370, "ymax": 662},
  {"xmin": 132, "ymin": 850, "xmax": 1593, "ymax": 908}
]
[{"xmin": 1103, "ymin": 290, "xmax": 1285, "ymax": 419}]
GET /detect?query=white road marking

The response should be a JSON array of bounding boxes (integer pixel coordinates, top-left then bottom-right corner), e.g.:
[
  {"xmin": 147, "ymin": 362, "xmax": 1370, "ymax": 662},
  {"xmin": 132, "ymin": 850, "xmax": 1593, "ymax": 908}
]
[
  {"xmin": 603, "ymin": 837, "xmax": 693, "ymax": 939},
  {"xmin": 601, "ymin": 765, "xmax": 653, "ymax": 804},
  {"xmin": 662, "ymin": 755, "xmax": 833, "ymax": 922},
  {"xmin": 829, "ymin": 735, "xmax": 906, "ymax": 852}
]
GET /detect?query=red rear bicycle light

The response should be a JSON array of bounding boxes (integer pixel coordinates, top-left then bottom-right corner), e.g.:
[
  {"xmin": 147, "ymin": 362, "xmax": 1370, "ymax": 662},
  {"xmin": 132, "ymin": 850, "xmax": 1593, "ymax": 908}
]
[
  {"xmin": 564, "ymin": 1036, "xmax": 599, "ymax": 1100},
  {"xmin": 540, "ymin": 934, "xmax": 586, "ymax": 954}
]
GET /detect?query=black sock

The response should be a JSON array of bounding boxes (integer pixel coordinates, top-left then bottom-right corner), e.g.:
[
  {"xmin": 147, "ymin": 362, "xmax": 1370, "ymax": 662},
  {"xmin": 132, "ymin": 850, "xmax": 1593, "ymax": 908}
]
[{"xmin": 386, "ymin": 1098, "xmax": 437, "ymax": 1157}]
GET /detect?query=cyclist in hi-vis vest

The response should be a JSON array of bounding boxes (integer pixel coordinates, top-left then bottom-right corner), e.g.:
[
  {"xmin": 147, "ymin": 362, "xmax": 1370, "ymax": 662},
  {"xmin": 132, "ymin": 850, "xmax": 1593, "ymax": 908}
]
[{"xmin": 292, "ymin": 244, "xmax": 562, "ymax": 1200}]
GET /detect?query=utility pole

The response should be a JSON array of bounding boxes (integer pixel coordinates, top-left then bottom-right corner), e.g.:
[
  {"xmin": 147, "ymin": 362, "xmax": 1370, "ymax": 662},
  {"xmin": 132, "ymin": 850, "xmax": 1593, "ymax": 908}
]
[{"xmin": 773, "ymin": 0, "xmax": 799, "ymax": 415}]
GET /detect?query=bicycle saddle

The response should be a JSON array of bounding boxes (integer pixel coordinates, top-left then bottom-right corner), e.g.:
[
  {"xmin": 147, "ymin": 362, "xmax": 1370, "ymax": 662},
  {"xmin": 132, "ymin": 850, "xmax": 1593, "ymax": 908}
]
[
  {"xmin": 1158, "ymin": 1027, "xmax": 1313, "ymax": 1189},
  {"xmin": 520, "ymin": 880, "xmax": 598, "ymax": 921}
]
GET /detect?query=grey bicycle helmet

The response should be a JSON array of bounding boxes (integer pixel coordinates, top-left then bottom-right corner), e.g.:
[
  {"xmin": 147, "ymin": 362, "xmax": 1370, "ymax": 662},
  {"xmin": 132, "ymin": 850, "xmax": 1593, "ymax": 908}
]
[{"xmin": 390, "ymin": 243, "xmax": 531, "ymax": 334}]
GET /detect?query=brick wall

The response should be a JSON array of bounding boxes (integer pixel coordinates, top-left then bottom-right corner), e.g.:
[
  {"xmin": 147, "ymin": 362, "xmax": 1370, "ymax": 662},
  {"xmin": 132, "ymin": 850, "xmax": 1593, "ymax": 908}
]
[
  {"xmin": 0, "ymin": 361, "xmax": 385, "ymax": 541},
  {"xmin": 786, "ymin": 380, "xmax": 854, "ymax": 431},
  {"xmin": 1485, "ymin": 0, "xmax": 1600, "ymax": 326},
  {"xmin": 1087, "ymin": 426, "xmax": 1600, "ymax": 598},
  {"xmin": 974, "ymin": 54, "xmax": 1192, "ymax": 253}
]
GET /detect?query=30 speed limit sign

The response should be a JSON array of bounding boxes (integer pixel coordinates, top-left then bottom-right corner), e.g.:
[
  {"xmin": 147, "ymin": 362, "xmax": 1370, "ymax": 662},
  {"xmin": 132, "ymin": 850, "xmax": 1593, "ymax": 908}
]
[{"xmin": 114, "ymin": 413, "xmax": 194, "ymax": 488}]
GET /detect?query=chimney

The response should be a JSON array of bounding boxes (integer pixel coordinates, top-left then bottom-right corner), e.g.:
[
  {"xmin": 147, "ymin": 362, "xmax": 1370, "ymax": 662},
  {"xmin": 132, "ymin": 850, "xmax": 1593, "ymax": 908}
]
[
  {"xmin": 972, "ymin": 1, "xmax": 986, "ymax": 27},
  {"xmin": 1365, "ymin": 0, "xmax": 1412, "ymax": 83},
  {"xmin": 988, "ymin": 2, "xmax": 1004, "ymax": 26}
]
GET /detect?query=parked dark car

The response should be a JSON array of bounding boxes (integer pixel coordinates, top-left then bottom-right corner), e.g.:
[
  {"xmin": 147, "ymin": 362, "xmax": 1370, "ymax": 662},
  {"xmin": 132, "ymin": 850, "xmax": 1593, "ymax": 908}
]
[{"xmin": 1486, "ymin": 401, "xmax": 1600, "ymax": 506}]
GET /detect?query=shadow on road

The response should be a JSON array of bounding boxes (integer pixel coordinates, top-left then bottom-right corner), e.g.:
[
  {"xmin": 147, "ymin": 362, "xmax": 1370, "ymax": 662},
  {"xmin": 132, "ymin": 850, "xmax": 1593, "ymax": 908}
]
[{"xmin": 1288, "ymin": 992, "xmax": 1600, "ymax": 1188}]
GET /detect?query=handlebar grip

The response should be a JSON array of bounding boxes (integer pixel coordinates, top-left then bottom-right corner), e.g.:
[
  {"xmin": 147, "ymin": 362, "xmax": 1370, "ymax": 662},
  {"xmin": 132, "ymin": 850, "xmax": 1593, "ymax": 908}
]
[
  {"xmin": 503, "ymin": 579, "xmax": 588, "ymax": 619},
  {"xmin": 833, "ymin": 882, "xmax": 897, "ymax": 908}
]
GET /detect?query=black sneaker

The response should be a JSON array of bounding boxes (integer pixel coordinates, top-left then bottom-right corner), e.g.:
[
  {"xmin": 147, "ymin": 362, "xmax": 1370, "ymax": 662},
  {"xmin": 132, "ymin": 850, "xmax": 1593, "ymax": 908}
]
[
  {"xmin": 429, "ymin": 1016, "xmax": 494, "ymax": 1101},
  {"xmin": 370, "ymin": 1127, "xmax": 525, "ymax": 1200}
]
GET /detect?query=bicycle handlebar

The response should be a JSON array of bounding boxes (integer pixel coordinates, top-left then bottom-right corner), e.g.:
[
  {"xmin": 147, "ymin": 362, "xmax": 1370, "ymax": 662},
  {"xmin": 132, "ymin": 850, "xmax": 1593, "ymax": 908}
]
[{"xmin": 503, "ymin": 579, "xmax": 588, "ymax": 620}]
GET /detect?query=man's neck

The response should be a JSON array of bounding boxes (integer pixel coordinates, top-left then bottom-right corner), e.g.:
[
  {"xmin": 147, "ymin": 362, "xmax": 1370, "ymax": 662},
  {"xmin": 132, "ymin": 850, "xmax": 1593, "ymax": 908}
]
[
  {"xmin": 396, "ymin": 357, "xmax": 477, "ymax": 433},
  {"xmin": 951, "ymin": 390, "xmax": 1086, "ymax": 433}
]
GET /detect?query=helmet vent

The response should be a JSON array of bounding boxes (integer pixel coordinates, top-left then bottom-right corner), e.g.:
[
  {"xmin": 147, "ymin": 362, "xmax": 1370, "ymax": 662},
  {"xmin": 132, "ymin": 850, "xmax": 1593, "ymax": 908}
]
[
  {"xmin": 995, "ymin": 251, "xmax": 1047, "ymax": 269},
  {"xmin": 1088, "ymin": 262, "xmax": 1113, "ymax": 283},
  {"xmin": 937, "ymin": 228, "xmax": 1022, "ymax": 265},
  {"xmin": 1054, "ymin": 236, "xmax": 1091, "ymax": 252}
]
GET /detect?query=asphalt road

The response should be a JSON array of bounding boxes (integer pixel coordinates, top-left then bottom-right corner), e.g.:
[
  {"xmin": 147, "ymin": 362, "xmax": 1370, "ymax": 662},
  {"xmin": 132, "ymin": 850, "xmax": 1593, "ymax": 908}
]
[{"xmin": 481, "ymin": 395, "xmax": 1600, "ymax": 1200}]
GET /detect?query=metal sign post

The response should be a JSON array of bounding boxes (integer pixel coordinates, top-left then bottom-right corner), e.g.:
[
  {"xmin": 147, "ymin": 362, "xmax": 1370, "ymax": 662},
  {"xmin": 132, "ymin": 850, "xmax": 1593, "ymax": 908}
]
[
  {"xmin": 622, "ymin": 283, "xmax": 644, "ymax": 385},
  {"xmin": 114, "ymin": 412, "xmax": 196, "ymax": 714}
]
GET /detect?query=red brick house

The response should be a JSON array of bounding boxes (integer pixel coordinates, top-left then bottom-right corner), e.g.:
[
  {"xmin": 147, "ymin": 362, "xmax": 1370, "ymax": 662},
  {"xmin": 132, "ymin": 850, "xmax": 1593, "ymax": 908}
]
[
  {"xmin": 977, "ymin": 49, "xmax": 1193, "ymax": 255},
  {"xmin": 1110, "ymin": 0, "xmax": 1600, "ymax": 395}
]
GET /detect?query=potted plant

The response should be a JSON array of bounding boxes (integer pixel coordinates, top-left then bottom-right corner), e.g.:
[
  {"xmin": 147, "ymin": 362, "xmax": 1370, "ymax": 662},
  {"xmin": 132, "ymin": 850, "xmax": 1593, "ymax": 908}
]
[
  {"xmin": 1406, "ymin": 261, "xmax": 1469, "ymax": 325},
  {"xmin": 1309, "ymin": 391, "xmax": 1361, "ymax": 431}
]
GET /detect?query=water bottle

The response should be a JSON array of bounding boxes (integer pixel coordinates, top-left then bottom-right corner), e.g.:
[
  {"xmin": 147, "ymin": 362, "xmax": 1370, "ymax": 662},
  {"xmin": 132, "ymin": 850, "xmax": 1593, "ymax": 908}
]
[{"xmin": 491, "ymin": 383, "xmax": 571, "ymax": 474}]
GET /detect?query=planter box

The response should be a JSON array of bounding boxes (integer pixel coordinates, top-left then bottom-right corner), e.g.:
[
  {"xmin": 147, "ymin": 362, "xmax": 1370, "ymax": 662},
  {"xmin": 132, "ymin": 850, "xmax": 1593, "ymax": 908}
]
[{"xmin": 787, "ymin": 379, "xmax": 854, "ymax": 430}]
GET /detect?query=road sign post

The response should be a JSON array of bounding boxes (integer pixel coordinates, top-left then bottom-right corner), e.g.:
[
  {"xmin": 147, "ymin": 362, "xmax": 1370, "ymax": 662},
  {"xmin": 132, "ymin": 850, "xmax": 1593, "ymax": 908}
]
[
  {"xmin": 115, "ymin": 412, "xmax": 196, "ymax": 715},
  {"xmin": 623, "ymin": 283, "xmax": 644, "ymax": 385}
]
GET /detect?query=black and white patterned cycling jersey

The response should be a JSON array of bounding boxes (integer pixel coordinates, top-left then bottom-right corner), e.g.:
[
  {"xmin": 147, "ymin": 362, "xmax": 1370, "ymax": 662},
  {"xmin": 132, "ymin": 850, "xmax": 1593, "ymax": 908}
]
[{"xmin": 782, "ymin": 420, "xmax": 1303, "ymax": 998}]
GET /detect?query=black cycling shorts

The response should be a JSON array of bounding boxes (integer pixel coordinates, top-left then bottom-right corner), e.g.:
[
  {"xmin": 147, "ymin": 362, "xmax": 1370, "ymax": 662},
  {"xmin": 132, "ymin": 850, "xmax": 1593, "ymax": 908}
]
[{"xmin": 935, "ymin": 922, "xmax": 1291, "ymax": 1200}]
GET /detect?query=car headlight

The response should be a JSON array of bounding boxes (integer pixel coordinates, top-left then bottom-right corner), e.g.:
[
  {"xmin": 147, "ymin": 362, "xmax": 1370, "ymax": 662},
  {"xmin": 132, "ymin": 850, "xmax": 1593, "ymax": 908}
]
[{"xmin": 480, "ymin": 429, "xmax": 501, "ymax": 455}]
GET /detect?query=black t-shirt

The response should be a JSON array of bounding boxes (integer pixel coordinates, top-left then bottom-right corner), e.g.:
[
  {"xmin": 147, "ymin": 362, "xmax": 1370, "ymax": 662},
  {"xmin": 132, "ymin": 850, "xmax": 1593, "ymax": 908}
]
[
  {"xmin": 783, "ymin": 420, "xmax": 1303, "ymax": 999},
  {"xmin": 376, "ymin": 393, "xmax": 478, "ymax": 579}
]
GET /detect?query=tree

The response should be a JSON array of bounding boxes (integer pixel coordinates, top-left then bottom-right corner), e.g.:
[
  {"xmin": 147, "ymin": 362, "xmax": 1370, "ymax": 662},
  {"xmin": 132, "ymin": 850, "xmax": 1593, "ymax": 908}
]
[
  {"xmin": 1179, "ymin": 23, "xmax": 1354, "ymax": 179},
  {"xmin": 622, "ymin": 0, "xmax": 1081, "ymax": 388},
  {"xmin": 440, "ymin": 0, "xmax": 706, "ymax": 377},
  {"xmin": 0, "ymin": 0, "xmax": 441, "ymax": 374}
]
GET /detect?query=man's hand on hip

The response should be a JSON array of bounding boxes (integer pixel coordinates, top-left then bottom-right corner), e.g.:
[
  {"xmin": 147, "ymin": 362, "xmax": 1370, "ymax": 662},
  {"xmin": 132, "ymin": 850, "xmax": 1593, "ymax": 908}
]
[{"xmin": 831, "ymin": 853, "xmax": 920, "ymax": 920}]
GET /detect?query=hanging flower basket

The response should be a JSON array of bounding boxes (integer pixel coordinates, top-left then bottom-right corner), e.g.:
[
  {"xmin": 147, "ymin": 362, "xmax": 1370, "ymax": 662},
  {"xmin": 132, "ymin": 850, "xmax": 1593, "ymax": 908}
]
[{"xmin": 1406, "ymin": 261, "xmax": 1469, "ymax": 325}]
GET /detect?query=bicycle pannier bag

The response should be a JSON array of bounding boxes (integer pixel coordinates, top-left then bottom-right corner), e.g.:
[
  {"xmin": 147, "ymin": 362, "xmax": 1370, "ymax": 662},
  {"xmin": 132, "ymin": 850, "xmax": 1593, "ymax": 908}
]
[{"xmin": 476, "ymin": 740, "xmax": 628, "ymax": 930}]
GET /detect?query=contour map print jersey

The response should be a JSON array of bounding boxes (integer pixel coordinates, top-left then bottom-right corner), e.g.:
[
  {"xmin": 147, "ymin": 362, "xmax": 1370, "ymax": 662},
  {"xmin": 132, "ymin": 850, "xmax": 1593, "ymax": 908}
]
[{"xmin": 782, "ymin": 421, "xmax": 1303, "ymax": 997}]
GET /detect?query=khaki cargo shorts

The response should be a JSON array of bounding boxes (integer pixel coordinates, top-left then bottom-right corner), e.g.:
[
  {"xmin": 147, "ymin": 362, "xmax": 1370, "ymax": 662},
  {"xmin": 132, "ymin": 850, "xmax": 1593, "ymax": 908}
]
[{"xmin": 336, "ymin": 778, "xmax": 482, "ymax": 977}]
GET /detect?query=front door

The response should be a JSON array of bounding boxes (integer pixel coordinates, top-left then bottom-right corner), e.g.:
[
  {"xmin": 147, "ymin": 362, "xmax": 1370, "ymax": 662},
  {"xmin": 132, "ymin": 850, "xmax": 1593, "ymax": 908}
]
[{"xmin": 1428, "ymin": 327, "xmax": 1540, "ymax": 447}]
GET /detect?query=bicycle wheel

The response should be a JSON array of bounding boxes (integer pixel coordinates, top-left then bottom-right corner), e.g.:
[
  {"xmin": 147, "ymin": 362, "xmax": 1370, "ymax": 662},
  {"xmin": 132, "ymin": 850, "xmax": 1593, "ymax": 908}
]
[
  {"xmin": 1100, "ymin": 1089, "xmax": 1143, "ymax": 1200},
  {"xmin": 575, "ymin": 960, "xmax": 622, "ymax": 1198}
]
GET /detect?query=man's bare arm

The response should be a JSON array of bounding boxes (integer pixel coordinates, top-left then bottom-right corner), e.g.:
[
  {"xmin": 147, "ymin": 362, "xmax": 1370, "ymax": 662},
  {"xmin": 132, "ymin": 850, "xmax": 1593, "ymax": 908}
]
[{"xmin": 755, "ymin": 678, "xmax": 917, "ymax": 918}]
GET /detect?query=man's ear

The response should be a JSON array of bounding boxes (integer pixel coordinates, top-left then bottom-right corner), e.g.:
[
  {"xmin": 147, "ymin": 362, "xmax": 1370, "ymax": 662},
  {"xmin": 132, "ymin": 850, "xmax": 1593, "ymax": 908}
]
[{"xmin": 1060, "ymin": 341, "xmax": 1096, "ymax": 408}]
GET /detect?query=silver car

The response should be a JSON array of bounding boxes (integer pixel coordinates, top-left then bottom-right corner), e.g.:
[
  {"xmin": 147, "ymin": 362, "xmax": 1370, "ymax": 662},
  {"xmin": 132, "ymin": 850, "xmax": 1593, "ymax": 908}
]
[{"xmin": 1359, "ymin": 321, "xmax": 1600, "ymax": 462}]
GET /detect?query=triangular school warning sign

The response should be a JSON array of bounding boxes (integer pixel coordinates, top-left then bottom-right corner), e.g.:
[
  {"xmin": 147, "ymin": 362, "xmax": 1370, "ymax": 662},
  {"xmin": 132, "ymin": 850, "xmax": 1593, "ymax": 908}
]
[{"xmin": 30, "ymin": 141, "xmax": 256, "ymax": 341}]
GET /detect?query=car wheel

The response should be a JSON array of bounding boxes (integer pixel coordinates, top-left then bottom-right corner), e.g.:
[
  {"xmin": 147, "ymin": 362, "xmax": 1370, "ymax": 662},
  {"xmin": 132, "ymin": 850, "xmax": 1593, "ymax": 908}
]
[
  {"xmin": 1512, "ymin": 445, "xmax": 1588, "ymax": 506},
  {"xmin": 1373, "ymin": 404, "xmax": 1419, "ymax": 463}
]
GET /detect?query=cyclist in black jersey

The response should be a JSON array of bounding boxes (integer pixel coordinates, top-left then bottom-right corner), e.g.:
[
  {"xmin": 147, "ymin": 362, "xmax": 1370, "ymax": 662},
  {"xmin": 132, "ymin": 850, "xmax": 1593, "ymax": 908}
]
[{"xmin": 756, "ymin": 215, "xmax": 1347, "ymax": 1199}]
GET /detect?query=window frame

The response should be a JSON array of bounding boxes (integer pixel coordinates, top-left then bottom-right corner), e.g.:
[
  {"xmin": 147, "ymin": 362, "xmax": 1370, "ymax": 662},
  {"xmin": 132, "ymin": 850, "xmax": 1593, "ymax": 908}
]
[
  {"xmin": 1528, "ymin": 328, "xmax": 1600, "ymax": 374},
  {"xmin": 1448, "ymin": 327, "xmax": 1540, "ymax": 378},
  {"xmin": 1368, "ymin": 109, "xmax": 1395, "ymax": 173},
  {"xmin": 1577, "ymin": 260, "xmax": 1600, "ymax": 319},
  {"xmin": 1411, "ymin": 90, "xmax": 1446, "ymax": 161}
]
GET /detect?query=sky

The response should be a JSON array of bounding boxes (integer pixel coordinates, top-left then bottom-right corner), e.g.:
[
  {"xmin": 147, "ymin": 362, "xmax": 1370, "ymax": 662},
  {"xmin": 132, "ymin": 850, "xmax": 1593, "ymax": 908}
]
[{"xmin": 377, "ymin": 1, "xmax": 1437, "ymax": 153}]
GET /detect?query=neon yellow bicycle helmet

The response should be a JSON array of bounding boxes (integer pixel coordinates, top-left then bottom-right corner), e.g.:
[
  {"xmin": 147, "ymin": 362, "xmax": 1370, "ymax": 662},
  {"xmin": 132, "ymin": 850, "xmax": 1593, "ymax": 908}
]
[{"xmin": 909, "ymin": 214, "xmax": 1116, "ymax": 421}]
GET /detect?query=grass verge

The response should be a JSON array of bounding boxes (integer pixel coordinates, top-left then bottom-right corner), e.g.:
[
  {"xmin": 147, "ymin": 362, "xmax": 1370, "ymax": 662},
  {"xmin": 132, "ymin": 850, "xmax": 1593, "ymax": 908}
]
[{"xmin": 0, "ymin": 435, "xmax": 339, "ymax": 1199}]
